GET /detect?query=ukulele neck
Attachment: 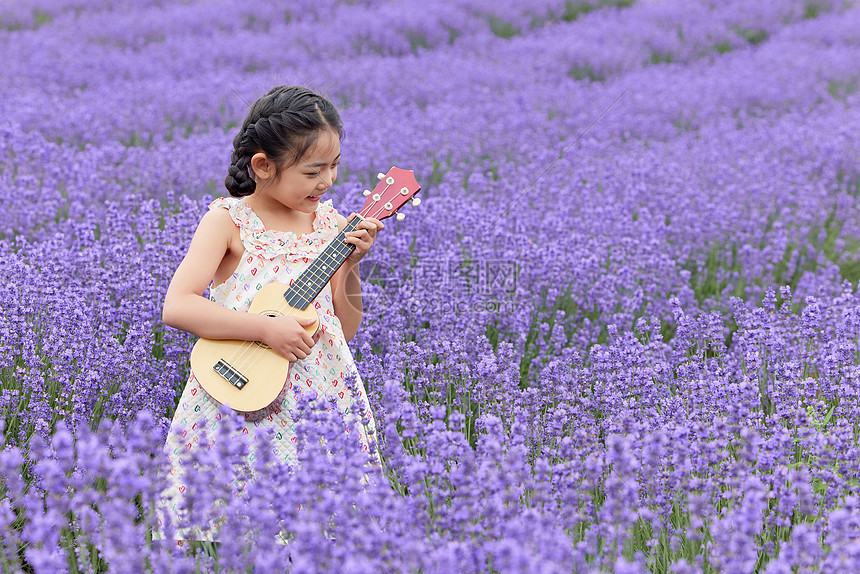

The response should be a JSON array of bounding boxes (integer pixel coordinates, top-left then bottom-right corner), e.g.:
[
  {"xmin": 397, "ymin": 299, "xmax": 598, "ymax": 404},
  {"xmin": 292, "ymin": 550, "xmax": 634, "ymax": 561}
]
[{"xmin": 281, "ymin": 215, "xmax": 362, "ymax": 309}]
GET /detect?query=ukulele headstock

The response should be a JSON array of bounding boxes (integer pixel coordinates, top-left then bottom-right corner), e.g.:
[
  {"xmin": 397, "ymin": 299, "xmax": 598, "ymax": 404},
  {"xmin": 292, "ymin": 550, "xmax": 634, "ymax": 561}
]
[{"xmin": 360, "ymin": 166, "xmax": 421, "ymax": 221}]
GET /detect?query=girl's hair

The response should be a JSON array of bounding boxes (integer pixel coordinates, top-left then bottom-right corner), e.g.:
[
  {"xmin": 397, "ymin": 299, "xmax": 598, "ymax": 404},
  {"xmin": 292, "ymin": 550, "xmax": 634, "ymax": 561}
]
[{"xmin": 225, "ymin": 86, "xmax": 343, "ymax": 197}]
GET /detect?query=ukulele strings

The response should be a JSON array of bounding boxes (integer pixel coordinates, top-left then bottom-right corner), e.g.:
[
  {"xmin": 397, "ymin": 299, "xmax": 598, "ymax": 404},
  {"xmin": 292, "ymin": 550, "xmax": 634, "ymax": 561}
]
[{"xmin": 224, "ymin": 197, "xmax": 393, "ymax": 377}]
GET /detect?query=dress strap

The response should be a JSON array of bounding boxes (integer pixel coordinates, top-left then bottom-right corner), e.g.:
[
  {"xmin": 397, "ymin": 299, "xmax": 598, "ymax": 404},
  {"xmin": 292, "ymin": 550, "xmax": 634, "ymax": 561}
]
[{"xmin": 209, "ymin": 196, "xmax": 242, "ymax": 225}]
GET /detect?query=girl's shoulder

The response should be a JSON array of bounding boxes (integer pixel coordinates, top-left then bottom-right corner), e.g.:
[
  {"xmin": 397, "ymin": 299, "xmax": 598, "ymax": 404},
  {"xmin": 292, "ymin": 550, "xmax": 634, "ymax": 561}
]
[
  {"xmin": 208, "ymin": 196, "xmax": 243, "ymax": 222},
  {"xmin": 200, "ymin": 196, "xmax": 240, "ymax": 227},
  {"xmin": 188, "ymin": 201, "xmax": 241, "ymax": 254}
]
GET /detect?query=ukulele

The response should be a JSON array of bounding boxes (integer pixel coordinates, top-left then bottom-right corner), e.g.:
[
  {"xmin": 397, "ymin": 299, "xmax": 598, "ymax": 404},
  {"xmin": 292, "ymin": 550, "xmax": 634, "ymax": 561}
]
[{"xmin": 190, "ymin": 166, "xmax": 421, "ymax": 412}]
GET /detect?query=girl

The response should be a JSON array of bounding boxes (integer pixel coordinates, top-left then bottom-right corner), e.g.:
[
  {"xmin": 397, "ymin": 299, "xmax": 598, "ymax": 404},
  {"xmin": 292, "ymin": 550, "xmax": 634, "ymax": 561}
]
[{"xmin": 158, "ymin": 85, "xmax": 383, "ymax": 543}]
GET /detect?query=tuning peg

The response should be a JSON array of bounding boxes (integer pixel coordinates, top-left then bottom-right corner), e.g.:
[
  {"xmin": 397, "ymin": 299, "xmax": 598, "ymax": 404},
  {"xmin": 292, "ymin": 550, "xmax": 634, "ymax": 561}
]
[
  {"xmin": 363, "ymin": 189, "xmax": 371, "ymax": 197},
  {"xmin": 377, "ymin": 172, "xmax": 385, "ymax": 180},
  {"xmin": 411, "ymin": 197, "xmax": 421, "ymax": 207},
  {"xmin": 396, "ymin": 213, "xmax": 405, "ymax": 221}
]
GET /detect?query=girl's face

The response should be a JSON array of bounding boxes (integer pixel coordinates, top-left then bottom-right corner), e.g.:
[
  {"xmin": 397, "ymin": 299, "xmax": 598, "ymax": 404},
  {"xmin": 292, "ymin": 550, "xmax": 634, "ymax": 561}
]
[{"xmin": 258, "ymin": 128, "xmax": 341, "ymax": 213}]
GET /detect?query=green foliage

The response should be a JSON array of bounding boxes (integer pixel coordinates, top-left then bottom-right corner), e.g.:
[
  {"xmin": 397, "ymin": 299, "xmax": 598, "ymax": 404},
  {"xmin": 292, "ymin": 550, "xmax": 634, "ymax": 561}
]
[
  {"xmin": 120, "ymin": 131, "xmax": 154, "ymax": 149},
  {"xmin": 488, "ymin": 17, "xmax": 519, "ymax": 39},
  {"xmin": 650, "ymin": 51, "xmax": 674, "ymax": 65},
  {"xmin": 33, "ymin": 10, "xmax": 53, "ymax": 29},
  {"xmin": 734, "ymin": 27, "xmax": 769, "ymax": 46},
  {"xmin": 683, "ymin": 209, "xmax": 860, "ymax": 310},
  {"xmin": 714, "ymin": 41, "xmax": 734, "ymax": 54},
  {"xmin": 406, "ymin": 30, "xmax": 430, "ymax": 53},
  {"xmin": 562, "ymin": 1, "xmax": 597, "ymax": 22},
  {"xmin": 803, "ymin": 1, "xmax": 826, "ymax": 19},
  {"xmin": 828, "ymin": 79, "xmax": 858, "ymax": 102},
  {"xmin": 444, "ymin": 24, "xmax": 461, "ymax": 45},
  {"xmin": 567, "ymin": 63, "xmax": 606, "ymax": 83},
  {"xmin": 838, "ymin": 168, "xmax": 860, "ymax": 198},
  {"xmin": 561, "ymin": 0, "xmax": 635, "ymax": 23}
]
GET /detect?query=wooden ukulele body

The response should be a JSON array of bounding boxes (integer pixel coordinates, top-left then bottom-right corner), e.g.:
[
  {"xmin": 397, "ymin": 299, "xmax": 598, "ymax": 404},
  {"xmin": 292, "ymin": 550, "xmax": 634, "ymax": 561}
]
[{"xmin": 190, "ymin": 282, "xmax": 318, "ymax": 412}]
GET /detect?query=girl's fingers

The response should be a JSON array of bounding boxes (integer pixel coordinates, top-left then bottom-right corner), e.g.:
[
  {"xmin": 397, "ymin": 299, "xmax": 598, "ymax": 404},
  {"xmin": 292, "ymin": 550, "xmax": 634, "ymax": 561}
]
[
  {"xmin": 353, "ymin": 217, "xmax": 382, "ymax": 232},
  {"xmin": 343, "ymin": 217, "xmax": 382, "ymax": 262},
  {"xmin": 345, "ymin": 229, "xmax": 374, "ymax": 242}
]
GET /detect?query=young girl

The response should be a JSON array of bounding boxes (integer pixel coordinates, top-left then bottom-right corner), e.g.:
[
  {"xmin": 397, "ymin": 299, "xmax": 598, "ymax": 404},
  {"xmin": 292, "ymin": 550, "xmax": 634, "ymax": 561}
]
[{"xmin": 158, "ymin": 85, "xmax": 383, "ymax": 542}]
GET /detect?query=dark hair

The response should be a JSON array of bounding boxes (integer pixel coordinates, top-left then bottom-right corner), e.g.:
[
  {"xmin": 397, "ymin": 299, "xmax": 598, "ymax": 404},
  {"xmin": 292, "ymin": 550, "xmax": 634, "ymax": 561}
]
[{"xmin": 225, "ymin": 86, "xmax": 343, "ymax": 197}]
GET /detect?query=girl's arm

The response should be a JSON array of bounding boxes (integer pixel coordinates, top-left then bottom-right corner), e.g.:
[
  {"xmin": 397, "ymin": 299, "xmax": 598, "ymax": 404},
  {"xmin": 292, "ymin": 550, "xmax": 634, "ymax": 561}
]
[
  {"xmin": 331, "ymin": 213, "xmax": 383, "ymax": 342},
  {"xmin": 331, "ymin": 258, "xmax": 363, "ymax": 342},
  {"xmin": 163, "ymin": 207, "xmax": 315, "ymax": 361}
]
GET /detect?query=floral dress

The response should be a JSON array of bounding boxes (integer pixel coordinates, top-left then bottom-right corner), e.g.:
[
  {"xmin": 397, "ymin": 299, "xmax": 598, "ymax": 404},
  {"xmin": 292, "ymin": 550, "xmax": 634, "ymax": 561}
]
[{"xmin": 158, "ymin": 196, "xmax": 378, "ymax": 539}]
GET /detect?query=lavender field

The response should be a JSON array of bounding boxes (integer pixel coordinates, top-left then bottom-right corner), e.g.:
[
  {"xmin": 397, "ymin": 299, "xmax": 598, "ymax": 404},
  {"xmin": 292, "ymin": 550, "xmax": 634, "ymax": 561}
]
[{"xmin": 3, "ymin": 0, "xmax": 860, "ymax": 571}]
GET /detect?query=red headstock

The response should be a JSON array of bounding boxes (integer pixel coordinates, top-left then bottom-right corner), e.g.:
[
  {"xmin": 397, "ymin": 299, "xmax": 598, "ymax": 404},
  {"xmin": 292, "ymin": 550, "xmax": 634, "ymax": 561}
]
[{"xmin": 359, "ymin": 166, "xmax": 421, "ymax": 221}]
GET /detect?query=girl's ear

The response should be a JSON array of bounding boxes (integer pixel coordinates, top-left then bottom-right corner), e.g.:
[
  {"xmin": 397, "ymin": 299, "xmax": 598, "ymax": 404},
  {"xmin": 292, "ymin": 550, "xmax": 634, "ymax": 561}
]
[{"xmin": 250, "ymin": 153, "xmax": 273, "ymax": 180}]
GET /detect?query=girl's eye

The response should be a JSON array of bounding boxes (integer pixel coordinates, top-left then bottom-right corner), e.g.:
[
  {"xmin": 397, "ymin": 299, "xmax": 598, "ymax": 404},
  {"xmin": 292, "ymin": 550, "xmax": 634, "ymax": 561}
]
[{"xmin": 305, "ymin": 163, "xmax": 337, "ymax": 177}]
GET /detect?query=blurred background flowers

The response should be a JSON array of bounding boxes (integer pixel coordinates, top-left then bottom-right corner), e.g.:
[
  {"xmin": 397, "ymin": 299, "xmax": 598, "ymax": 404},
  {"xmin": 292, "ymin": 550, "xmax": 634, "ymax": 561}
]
[{"xmin": 2, "ymin": 0, "xmax": 860, "ymax": 571}]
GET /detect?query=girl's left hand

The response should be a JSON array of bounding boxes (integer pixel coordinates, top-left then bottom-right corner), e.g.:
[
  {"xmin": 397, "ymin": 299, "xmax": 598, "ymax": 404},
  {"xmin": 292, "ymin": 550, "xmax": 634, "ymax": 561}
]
[{"xmin": 344, "ymin": 215, "xmax": 383, "ymax": 263}]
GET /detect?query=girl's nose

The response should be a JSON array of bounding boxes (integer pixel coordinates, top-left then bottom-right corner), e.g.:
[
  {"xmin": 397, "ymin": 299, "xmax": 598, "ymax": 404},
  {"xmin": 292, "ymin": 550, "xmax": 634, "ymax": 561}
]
[{"xmin": 318, "ymin": 171, "xmax": 334, "ymax": 189}]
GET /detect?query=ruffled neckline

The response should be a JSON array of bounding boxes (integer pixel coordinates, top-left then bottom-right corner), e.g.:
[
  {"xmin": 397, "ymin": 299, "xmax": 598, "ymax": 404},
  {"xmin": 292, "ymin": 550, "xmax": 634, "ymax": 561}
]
[
  {"xmin": 209, "ymin": 196, "xmax": 338, "ymax": 258},
  {"xmin": 237, "ymin": 198, "xmax": 328, "ymax": 239}
]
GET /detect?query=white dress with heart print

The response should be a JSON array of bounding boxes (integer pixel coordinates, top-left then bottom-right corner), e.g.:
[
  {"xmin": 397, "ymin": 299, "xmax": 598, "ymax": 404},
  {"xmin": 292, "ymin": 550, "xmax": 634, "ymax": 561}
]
[{"xmin": 158, "ymin": 196, "xmax": 378, "ymax": 539}]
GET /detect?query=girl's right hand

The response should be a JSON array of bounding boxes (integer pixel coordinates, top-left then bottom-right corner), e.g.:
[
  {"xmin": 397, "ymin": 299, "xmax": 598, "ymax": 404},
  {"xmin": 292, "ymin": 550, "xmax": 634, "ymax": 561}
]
[{"xmin": 261, "ymin": 315, "xmax": 317, "ymax": 362}]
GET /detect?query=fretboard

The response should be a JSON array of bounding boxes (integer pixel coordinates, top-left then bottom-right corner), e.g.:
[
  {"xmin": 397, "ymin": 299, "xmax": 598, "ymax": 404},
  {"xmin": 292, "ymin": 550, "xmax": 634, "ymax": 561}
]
[{"xmin": 281, "ymin": 217, "xmax": 360, "ymax": 309}]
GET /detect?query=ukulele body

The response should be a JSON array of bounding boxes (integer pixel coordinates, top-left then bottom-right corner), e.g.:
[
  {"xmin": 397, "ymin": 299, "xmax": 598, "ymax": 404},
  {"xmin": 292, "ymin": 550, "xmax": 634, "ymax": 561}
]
[{"xmin": 190, "ymin": 282, "xmax": 319, "ymax": 412}]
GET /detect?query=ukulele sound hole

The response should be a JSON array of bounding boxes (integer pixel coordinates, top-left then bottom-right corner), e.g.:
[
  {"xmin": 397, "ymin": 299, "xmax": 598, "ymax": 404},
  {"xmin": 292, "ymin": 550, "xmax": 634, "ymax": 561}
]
[{"xmin": 255, "ymin": 310, "xmax": 284, "ymax": 349}]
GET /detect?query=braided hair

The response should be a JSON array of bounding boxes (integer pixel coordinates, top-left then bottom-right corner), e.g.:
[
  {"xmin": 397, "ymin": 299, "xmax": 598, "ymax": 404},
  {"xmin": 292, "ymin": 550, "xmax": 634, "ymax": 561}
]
[{"xmin": 225, "ymin": 86, "xmax": 343, "ymax": 197}]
